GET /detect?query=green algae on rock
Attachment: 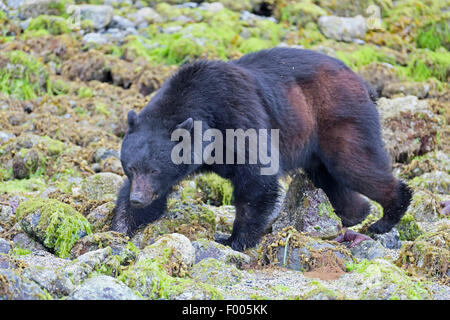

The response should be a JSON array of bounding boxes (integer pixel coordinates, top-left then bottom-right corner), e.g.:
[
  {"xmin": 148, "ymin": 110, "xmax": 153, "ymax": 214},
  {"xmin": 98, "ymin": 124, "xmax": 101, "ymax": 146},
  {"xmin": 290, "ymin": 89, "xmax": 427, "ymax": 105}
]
[
  {"xmin": 345, "ymin": 258, "xmax": 431, "ymax": 299},
  {"xmin": 16, "ymin": 199, "xmax": 92, "ymax": 258},
  {"xmin": 0, "ymin": 50, "xmax": 50, "ymax": 100},
  {"xmin": 397, "ymin": 225, "xmax": 449, "ymax": 282}
]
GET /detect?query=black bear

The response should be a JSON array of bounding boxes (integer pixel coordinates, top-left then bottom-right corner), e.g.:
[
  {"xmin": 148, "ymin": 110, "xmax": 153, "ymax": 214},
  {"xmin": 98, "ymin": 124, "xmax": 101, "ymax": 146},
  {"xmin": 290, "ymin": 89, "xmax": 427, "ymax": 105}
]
[{"xmin": 111, "ymin": 47, "xmax": 412, "ymax": 251}]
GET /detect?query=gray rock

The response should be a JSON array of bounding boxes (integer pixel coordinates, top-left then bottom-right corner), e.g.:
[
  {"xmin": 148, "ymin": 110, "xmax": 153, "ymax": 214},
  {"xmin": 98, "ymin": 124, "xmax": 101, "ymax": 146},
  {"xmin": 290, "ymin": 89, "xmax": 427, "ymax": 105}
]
[
  {"xmin": 0, "ymin": 238, "xmax": 11, "ymax": 254},
  {"xmin": 191, "ymin": 258, "xmax": 242, "ymax": 286},
  {"xmin": 192, "ymin": 239, "xmax": 250, "ymax": 268},
  {"xmin": 77, "ymin": 5, "xmax": 114, "ymax": 30},
  {"xmin": 5, "ymin": 0, "xmax": 26, "ymax": 9},
  {"xmin": 318, "ymin": 15, "xmax": 367, "ymax": 42},
  {"xmin": 0, "ymin": 131, "xmax": 15, "ymax": 144},
  {"xmin": 162, "ymin": 25, "xmax": 183, "ymax": 34},
  {"xmin": 373, "ymin": 228, "xmax": 402, "ymax": 249},
  {"xmin": 12, "ymin": 232, "xmax": 47, "ymax": 252},
  {"xmin": 350, "ymin": 240, "xmax": 389, "ymax": 260},
  {"xmin": 19, "ymin": 0, "xmax": 65, "ymax": 19},
  {"xmin": 64, "ymin": 247, "xmax": 112, "ymax": 286},
  {"xmin": 176, "ymin": 2, "xmax": 198, "ymax": 9},
  {"xmin": 86, "ymin": 202, "xmax": 115, "ymax": 233},
  {"xmin": 0, "ymin": 204, "xmax": 15, "ymax": 228},
  {"xmin": 137, "ymin": 233, "xmax": 195, "ymax": 267},
  {"xmin": 382, "ymin": 82, "xmax": 431, "ymax": 99},
  {"xmin": 109, "ymin": 15, "xmax": 135, "ymax": 30},
  {"xmin": 198, "ymin": 2, "xmax": 224, "ymax": 13},
  {"xmin": 22, "ymin": 265, "xmax": 74, "ymax": 297},
  {"xmin": 82, "ymin": 32, "xmax": 109, "ymax": 45},
  {"xmin": 271, "ymin": 171, "xmax": 342, "ymax": 239},
  {"xmin": 0, "ymin": 269, "xmax": 49, "ymax": 300},
  {"xmin": 81, "ymin": 172, "xmax": 123, "ymax": 201},
  {"xmin": 378, "ymin": 96, "xmax": 443, "ymax": 163},
  {"xmin": 68, "ymin": 275, "xmax": 141, "ymax": 300},
  {"xmin": 127, "ymin": 7, "xmax": 162, "ymax": 26}
]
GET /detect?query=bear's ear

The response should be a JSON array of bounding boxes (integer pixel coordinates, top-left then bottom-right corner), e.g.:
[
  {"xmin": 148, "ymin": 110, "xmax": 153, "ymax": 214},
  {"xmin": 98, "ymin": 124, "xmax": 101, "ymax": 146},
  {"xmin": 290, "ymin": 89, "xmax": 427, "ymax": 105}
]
[
  {"xmin": 127, "ymin": 110, "xmax": 138, "ymax": 130},
  {"xmin": 176, "ymin": 118, "xmax": 194, "ymax": 131}
]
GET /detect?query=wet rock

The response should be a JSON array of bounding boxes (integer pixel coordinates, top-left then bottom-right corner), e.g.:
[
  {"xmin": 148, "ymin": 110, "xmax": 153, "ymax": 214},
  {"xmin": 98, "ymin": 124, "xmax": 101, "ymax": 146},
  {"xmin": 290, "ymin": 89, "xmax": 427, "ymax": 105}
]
[
  {"xmin": 350, "ymin": 240, "xmax": 391, "ymax": 260},
  {"xmin": 77, "ymin": 5, "xmax": 114, "ymax": 30},
  {"xmin": 70, "ymin": 231, "xmax": 129, "ymax": 259},
  {"xmin": 192, "ymin": 239, "xmax": 250, "ymax": 268},
  {"xmin": 373, "ymin": 228, "xmax": 402, "ymax": 249},
  {"xmin": 16, "ymin": 199, "xmax": 92, "ymax": 258},
  {"xmin": 86, "ymin": 202, "xmax": 116, "ymax": 233},
  {"xmin": 81, "ymin": 172, "xmax": 123, "ymax": 201},
  {"xmin": 404, "ymin": 189, "xmax": 445, "ymax": 223},
  {"xmin": 0, "ymin": 269, "xmax": 49, "ymax": 300},
  {"xmin": 191, "ymin": 258, "xmax": 242, "ymax": 286},
  {"xmin": 318, "ymin": 15, "xmax": 366, "ymax": 42},
  {"xmin": 271, "ymin": 171, "xmax": 342, "ymax": 239},
  {"xmin": 378, "ymin": 96, "xmax": 443, "ymax": 163},
  {"xmin": 68, "ymin": 275, "xmax": 141, "ymax": 300},
  {"xmin": 0, "ymin": 238, "xmax": 11, "ymax": 254}
]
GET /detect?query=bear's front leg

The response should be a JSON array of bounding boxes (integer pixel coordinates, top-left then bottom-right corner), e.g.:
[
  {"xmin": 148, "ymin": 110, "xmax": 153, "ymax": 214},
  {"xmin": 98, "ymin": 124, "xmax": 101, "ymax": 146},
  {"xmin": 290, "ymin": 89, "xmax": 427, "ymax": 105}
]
[
  {"xmin": 111, "ymin": 179, "xmax": 167, "ymax": 237},
  {"xmin": 218, "ymin": 176, "xmax": 280, "ymax": 251}
]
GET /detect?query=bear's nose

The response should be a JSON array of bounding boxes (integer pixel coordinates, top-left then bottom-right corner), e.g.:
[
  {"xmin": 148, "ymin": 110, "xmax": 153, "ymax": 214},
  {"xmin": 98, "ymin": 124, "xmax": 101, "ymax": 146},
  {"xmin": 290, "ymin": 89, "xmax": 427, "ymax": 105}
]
[{"xmin": 130, "ymin": 193, "xmax": 145, "ymax": 208}]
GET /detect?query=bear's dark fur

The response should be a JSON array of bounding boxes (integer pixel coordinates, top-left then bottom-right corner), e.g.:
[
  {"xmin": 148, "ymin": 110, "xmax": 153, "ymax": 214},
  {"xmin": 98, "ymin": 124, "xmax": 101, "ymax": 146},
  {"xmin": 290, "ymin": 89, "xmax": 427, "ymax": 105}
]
[{"xmin": 111, "ymin": 48, "xmax": 412, "ymax": 251}]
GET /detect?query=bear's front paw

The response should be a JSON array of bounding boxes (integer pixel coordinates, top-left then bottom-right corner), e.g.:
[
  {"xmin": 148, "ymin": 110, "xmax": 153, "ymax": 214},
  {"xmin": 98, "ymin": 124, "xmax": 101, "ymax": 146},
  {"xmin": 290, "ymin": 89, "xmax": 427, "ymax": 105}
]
[
  {"xmin": 110, "ymin": 219, "xmax": 131, "ymax": 236},
  {"xmin": 215, "ymin": 234, "xmax": 258, "ymax": 252}
]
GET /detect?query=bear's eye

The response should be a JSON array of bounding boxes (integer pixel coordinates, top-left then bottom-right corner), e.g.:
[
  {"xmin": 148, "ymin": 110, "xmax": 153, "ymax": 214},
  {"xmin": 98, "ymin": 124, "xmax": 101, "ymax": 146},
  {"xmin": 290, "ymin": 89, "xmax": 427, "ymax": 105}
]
[{"xmin": 149, "ymin": 169, "xmax": 161, "ymax": 175}]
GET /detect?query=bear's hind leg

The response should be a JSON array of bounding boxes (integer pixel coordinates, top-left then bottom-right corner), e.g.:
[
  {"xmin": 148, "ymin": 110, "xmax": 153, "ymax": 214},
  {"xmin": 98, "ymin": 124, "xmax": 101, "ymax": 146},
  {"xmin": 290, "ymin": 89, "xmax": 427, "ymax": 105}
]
[
  {"xmin": 319, "ymin": 123, "xmax": 412, "ymax": 234},
  {"xmin": 305, "ymin": 163, "xmax": 371, "ymax": 227}
]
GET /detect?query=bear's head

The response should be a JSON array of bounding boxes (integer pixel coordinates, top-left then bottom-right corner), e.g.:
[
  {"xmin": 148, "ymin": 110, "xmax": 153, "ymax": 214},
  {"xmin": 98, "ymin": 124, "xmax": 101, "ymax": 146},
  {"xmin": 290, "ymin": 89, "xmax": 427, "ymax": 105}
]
[{"xmin": 120, "ymin": 110, "xmax": 194, "ymax": 208}]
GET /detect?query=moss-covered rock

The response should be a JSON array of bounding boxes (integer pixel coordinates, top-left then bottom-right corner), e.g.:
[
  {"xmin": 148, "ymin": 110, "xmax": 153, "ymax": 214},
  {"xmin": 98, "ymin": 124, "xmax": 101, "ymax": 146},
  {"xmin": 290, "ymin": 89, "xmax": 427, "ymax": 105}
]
[
  {"xmin": 0, "ymin": 50, "xmax": 50, "ymax": 100},
  {"xmin": 16, "ymin": 199, "xmax": 92, "ymax": 258},
  {"xmin": 191, "ymin": 257, "xmax": 242, "ymax": 286},
  {"xmin": 345, "ymin": 258, "xmax": 431, "ymax": 299},
  {"xmin": 70, "ymin": 231, "xmax": 129, "ymax": 259},
  {"xmin": 396, "ymin": 213, "xmax": 424, "ymax": 241},
  {"xmin": 80, "ymin": 172, "xmax": 123, "ymax": 201},
  {"xmin": 195, "ymin": 173, "xmax": 233, "ymax": 206},
  {"xmin": 258, "ymin": 226, "xmax": 352, "ymax": 278},
  {"xmin": 409, "ymin": 171, "xmax": 450, "ymax": 195},
  {"xmin": 26, "ymin": 15, "xmax": 72, "ymax": 36},
  {"xmin": 397, "ymin": 225, "xmax": 449, "ymax": 281},
  {"xmin": 132, "ymin": 197, "xmax": 217, "ymax": 248},
  {"xmin": 377, "ymin": 96, "xmax": 444, "ymax": 163},
  {"xmin": 272, "ymin": 171, "xmax": 342, "ymax": 239}
]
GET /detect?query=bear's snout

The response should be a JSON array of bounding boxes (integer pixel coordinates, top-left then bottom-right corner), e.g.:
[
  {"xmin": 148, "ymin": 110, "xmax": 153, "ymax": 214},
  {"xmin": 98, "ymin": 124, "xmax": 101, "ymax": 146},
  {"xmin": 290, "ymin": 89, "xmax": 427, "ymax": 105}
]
[{"xmin": 130, "ymin": 175, "xmax": 157, "ymax": 208}]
